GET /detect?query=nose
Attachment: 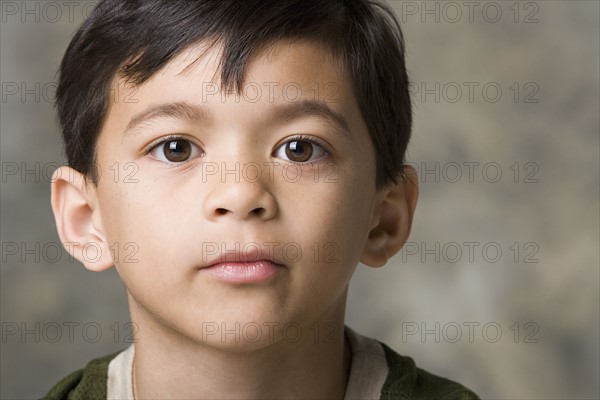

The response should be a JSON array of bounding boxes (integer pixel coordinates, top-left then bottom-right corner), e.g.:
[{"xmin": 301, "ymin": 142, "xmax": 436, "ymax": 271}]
[{"xmin": 203, "ymin": 174, "xmax": 277, "ymax": 221}]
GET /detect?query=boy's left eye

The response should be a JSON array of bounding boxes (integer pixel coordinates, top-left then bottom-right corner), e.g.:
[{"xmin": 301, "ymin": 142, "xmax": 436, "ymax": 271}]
[
  {"xmin": 274, "ymin": 138, "xmax": 327, "ymax": 163},
  {"xmin": 148, "ymin": 138, "xmax": 202, "ymax": 163}
]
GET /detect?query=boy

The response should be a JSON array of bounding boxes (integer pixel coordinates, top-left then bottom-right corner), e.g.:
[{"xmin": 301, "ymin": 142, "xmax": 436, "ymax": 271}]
[{"xmin": 45, "ymin": 0, "xmax": 479, "ymax": 398}]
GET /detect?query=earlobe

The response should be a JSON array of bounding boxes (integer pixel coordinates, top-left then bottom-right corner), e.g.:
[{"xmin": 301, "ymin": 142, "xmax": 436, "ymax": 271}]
[
  {"xmin": 50, "ymin": 166, "xmax": 113, "ymax": 272},
  {"xmin": 360, "ymin": 166, "xmax": 419, "ymax": 267}
]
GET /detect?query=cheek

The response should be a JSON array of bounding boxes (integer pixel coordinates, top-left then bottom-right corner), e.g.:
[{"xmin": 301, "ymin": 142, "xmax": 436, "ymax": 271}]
[
  {"xmin": 96, "ymin": 180, "xmax": 187, "ymax": 283},
  {"xmin": 283, "ymin": 171, "xmax": 374, "ymax": 269},
  {"xmin": 97, "ymin": 179, "xmax": 146, "ymax": 242}
]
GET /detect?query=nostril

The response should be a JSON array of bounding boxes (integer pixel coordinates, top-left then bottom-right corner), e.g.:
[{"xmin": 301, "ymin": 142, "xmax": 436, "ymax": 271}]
[
  {"xmin": 252, "ymin": 207, "xmax": 266, "ymax": 216},
  {"xmin": 216, "ymin": 208, "xmax": 228, "ymax": 215}
]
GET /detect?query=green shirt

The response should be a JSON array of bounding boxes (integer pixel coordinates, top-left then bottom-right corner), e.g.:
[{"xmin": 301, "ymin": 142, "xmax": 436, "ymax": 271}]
[{"xmin": 44, "ymin": 329, "xmax": 480, "ymax": 400}]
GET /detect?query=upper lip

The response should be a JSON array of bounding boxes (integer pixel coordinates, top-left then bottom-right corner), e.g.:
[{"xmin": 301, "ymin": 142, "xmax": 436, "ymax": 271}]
[{"xmin": 199, "ymin": 244, "xmax": 287, "ymax": 269}]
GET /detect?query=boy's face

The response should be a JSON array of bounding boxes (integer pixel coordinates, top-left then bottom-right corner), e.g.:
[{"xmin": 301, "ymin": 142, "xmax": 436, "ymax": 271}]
[{"xmin": 76, "ymin": 40, "xmax": 390, "ymax": 349}]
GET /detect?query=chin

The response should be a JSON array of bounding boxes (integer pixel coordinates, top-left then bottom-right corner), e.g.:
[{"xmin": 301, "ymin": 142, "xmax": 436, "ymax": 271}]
[
  {"xmin": 182, "ymin": 313, "xmax": 301, "ymax": 351},
  {"xmin": 197, "ymin": 336, "xmax": 283, "ymax": 353}
]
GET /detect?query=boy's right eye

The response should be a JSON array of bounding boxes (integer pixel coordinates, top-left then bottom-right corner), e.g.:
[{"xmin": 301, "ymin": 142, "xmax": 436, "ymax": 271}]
[{"xmin": 148, "ymin": 137, "xmax": 203, "ymax": 163}]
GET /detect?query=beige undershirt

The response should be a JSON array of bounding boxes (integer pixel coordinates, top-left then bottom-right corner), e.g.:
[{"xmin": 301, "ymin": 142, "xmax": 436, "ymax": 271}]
[{"xmin": 107, "ymin": 326, "xmax": 388, "ymax": 399}]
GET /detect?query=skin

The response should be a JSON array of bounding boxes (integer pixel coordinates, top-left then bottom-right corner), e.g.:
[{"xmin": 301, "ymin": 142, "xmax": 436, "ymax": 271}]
[{"xmin": 51, "ymin": 40, "xmax": 418, "ymax": 399}]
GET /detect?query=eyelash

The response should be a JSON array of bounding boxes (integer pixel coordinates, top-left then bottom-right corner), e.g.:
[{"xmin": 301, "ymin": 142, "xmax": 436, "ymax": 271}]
[
  {"xmin": 280, "ymin": 134, "xmax": 330, "ymax": 165},
  {"xmin": 144, "ymin": 134, "xmax": 196, "ymax": 154},
  {"xmin": 143, "ymin": 134, "xmax": 330, "ymax": 165}
]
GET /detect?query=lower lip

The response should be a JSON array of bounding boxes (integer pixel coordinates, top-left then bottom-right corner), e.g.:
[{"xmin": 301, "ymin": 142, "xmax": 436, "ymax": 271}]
[{"xmin": 200, "ymin": 260, "xmax": 283, "ymax": 283}]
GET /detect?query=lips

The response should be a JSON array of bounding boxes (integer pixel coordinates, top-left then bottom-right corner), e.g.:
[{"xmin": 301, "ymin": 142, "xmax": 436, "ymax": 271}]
[
  {"xmin": 198, "ymin": 244, "xmax": 287, "ymax": 283},
  {"xmin": 200, "ymin": 260, "xmax": 284, "ymax": 283}
]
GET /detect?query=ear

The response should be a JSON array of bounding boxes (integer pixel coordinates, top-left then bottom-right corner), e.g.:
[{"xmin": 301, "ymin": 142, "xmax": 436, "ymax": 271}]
[
  {"xmin": 50, "ymin": 166, "xmax": 113, "ymax": 272},
  {"xmin": 360, "ymin": 166, "xmax": 419, "ymax": 267}
]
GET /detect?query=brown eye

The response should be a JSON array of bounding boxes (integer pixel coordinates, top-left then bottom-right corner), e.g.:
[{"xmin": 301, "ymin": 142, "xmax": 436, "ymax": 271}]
[
  {"xmin": 275, "ymin": 138, "xmax": 326, "ymax": 164},
  {"xmin": 285, "ymin": 140, "xmax": 313, "ymax": 163},
  {"xmin": 163, "ymin": 140, "xmax": 191, "ymax": 162},
  {"xmin": 149, "ymin": 138, "xmax": 201, "ymax": 163}
]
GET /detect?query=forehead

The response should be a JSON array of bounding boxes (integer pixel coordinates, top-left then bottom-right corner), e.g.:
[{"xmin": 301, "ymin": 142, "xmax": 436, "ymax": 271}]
[{"xmin": 109, "ymin": 39, "xmax": 357, "ymax": 116}]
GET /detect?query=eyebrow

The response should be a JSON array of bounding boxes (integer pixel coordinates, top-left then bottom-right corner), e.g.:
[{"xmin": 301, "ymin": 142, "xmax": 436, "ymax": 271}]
[
  {"xmin": 271, "ymin": 100, "xmax": 350, "ymax": 136},
  {"xmin": 123, "ymin": 100, "xmax": 350, "ymax": 137},
  {"xmin": 124, "ymin": 102, "xmax": 212, "ymax": 134}
]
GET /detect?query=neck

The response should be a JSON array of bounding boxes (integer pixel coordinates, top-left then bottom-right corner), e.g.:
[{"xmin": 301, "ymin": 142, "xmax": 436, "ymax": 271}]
[{"xmin": 129, "ymin": 295, "xmax": 352, "ymax": 399}]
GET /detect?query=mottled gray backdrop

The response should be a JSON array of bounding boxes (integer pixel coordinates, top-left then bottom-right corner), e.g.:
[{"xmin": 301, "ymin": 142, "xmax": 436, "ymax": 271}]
[{"xmin": 1, "ymin": 1, "xmax": 599, "ymax": 399}]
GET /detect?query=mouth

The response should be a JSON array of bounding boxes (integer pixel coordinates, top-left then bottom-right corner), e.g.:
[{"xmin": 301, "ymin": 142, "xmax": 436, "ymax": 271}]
[
  {"xmin": 198, "ymin": 245, "xmax": 287, "ymax": 284},
  {"xmin": 199, "ymin": 260, "xmax": 285, "ymax": 283}
]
